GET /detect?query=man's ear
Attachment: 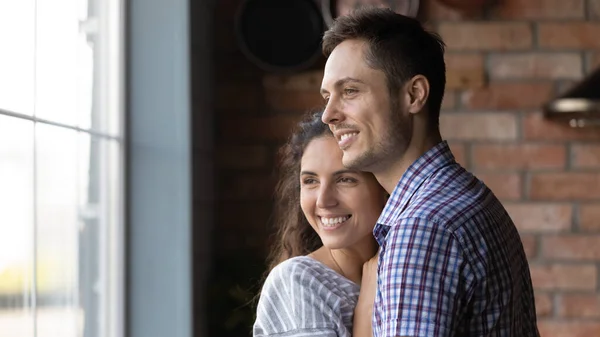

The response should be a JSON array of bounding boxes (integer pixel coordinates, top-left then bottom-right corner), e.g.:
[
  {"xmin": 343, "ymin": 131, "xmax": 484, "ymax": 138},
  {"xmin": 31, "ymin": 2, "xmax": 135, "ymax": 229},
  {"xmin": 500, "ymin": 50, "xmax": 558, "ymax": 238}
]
[{"xmin": 405, "ymin": 75, "xmax": 429, "ymax": 114}]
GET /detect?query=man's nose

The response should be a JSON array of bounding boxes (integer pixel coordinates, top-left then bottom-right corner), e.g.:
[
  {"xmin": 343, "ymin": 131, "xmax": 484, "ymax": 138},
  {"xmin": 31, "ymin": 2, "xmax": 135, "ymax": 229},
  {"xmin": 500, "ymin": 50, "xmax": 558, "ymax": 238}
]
[{"xmin": 322, "ymin": 98, "xmax": 342, "ymax": 125}]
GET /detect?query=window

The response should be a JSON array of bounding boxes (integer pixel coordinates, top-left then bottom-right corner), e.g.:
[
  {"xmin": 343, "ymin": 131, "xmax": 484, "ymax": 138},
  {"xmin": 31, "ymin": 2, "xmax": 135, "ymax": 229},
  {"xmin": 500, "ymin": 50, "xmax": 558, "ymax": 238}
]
[{"xmin": 0, "ymin": 0, "xmax": 124, "ymax": 336}]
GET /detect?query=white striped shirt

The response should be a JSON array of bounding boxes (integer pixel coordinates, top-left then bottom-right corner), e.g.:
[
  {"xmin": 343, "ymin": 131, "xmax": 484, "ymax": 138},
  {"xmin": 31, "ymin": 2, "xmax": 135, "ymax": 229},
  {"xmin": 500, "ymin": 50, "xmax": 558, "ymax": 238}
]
[{"xmin": 253, "ymin": 256, "xmax": 360, "ymax": 337}]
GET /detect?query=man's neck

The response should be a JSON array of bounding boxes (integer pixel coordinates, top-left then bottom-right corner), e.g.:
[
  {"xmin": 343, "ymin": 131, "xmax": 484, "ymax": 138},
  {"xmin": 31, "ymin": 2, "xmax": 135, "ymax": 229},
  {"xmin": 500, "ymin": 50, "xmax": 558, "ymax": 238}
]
[{"xmin": 375, "ymin": 130, "xmax": 443, "ymax": 194}]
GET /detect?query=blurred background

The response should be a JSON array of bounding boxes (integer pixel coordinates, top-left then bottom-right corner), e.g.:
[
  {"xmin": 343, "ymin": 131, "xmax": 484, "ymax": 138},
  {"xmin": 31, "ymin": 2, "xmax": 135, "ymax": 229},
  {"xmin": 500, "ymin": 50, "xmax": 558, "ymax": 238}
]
[{"xmin": 1, "ymin": 0, "xmax": 600, "ymax": 336}]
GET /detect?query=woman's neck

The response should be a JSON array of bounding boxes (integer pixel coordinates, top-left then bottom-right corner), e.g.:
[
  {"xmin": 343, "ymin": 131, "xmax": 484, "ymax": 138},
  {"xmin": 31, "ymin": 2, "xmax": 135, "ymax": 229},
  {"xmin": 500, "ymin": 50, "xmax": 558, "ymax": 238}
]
[{"xmin": 310, "ymin": 238, "xmax": 377, "ymax": 285}]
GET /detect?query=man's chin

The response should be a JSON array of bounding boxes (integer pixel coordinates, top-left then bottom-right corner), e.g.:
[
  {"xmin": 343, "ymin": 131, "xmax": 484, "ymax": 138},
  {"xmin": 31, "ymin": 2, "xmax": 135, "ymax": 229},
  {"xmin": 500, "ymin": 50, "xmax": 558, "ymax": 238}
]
[{"xmin": 342, "ymin": 151, "xmax": 366, "ymax": 170}]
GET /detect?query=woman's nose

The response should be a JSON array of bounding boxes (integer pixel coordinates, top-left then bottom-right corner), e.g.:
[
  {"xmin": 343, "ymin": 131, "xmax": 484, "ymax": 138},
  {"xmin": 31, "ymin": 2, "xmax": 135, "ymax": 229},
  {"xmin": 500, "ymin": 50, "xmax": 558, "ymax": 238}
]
[{"xmin": 316, "ymin": 184, "xmax": 338, "ymax": 208}]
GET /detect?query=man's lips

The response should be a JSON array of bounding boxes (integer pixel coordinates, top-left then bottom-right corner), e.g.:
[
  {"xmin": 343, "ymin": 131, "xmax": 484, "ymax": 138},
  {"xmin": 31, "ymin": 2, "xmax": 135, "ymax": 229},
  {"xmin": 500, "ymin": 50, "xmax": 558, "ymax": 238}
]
[{"xmin": 336, "ymin": 130, "xmax": 359, "ymax": 148}]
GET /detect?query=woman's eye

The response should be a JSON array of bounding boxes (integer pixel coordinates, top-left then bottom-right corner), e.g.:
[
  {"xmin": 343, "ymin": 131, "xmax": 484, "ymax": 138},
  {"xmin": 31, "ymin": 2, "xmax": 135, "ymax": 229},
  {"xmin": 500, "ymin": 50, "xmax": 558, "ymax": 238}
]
[
  {"xmin": 302, "ymin": 178, "xmax": 317, "ymax": 185},
  {"xmin": 338, "ymin": 177, "xmax": 357, "ymax": 184}
]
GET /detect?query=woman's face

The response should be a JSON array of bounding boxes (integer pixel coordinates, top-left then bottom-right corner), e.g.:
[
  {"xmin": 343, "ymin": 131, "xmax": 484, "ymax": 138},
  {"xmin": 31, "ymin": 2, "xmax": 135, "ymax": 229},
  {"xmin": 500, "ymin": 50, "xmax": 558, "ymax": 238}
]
[{"xmin": 300, "ymin": 136, "xmax": 386, "ymax": 251}]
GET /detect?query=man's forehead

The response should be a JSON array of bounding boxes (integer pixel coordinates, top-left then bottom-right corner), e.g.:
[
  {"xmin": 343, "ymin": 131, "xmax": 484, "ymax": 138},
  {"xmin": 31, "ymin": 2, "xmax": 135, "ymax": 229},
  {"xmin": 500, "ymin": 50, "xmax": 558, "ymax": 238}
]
[{"xmin": 322, "ymin": 41, "xmax": 368, "ymax": 87}]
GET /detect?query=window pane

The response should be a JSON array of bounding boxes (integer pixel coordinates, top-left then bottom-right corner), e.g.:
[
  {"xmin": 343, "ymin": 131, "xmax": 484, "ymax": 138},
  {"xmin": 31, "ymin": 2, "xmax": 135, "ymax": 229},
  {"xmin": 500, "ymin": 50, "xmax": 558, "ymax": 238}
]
[
  {"xmin": 0, "ymin": 0, "xmax": 35, "ymax": 114},
  {"xmin": 36, "ymin": 1, "xmax": 93, "ymax": 130},
  {"xmin": 0, "ymin": 115, "xmax": 34, "ymax": 337},
  {"xmin": 35, "ymin": 124, "xmax": 80, "ymax": 337},
  {"xmin": 35, "ymin": 124, "xmax": 118, "ymax": 337}
]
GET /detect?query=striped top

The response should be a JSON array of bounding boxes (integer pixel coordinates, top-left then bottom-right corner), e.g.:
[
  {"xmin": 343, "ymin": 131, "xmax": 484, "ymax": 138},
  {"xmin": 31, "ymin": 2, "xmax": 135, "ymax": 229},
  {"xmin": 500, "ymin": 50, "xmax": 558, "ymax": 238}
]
[
  {"xmin": 373, "ymin": 141, "xmax": 539, "ymax": 337},
  {"xmin": 253, "ymin": 256, "xmax": 360, "ymax": 337}
]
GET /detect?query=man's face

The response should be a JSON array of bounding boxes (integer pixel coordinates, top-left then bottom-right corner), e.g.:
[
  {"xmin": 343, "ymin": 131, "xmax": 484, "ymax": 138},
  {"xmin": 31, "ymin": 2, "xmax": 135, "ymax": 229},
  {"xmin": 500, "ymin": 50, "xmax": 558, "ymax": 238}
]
[{"xmin": 320, "ymin": 39, "xmax": 412, "ymax": 172}]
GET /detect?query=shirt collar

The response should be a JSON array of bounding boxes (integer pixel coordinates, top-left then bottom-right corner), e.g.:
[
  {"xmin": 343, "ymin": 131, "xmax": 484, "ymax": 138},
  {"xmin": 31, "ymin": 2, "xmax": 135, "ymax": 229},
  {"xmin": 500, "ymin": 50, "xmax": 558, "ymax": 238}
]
[{"xmin": 376, "ymin": 140, "xmax": 456, "ymax": 226}]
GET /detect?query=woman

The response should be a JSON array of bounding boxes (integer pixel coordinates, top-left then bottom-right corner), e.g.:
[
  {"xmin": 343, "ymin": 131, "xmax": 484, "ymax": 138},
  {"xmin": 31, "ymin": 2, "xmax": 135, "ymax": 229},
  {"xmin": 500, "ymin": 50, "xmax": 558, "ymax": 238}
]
[{"xmin": 253, "ymin": 111, "xmax": 386, "ymax": 337}]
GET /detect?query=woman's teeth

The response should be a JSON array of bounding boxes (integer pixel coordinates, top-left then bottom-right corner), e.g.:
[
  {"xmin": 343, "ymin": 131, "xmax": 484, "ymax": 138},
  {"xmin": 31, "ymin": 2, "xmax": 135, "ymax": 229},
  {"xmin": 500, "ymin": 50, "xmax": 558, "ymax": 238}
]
[{"xmin": 321, "ymin": 216, "xmax": 350, "ymax": 227}]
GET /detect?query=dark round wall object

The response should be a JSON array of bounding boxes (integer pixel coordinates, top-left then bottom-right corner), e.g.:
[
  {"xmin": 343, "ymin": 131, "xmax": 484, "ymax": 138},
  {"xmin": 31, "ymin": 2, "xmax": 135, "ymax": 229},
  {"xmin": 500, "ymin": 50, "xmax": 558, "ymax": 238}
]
[{"xmin": 235, "ymin": 0, "xmax": 326, "ymax": 73}]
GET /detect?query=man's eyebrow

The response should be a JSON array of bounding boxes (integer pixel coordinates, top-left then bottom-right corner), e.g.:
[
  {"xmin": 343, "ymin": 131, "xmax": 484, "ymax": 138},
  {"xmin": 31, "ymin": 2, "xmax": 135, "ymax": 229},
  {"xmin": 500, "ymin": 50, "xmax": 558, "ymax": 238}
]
[{"xmin": 320, "ymin": 77, "xmax": 365, "ymax": 95}]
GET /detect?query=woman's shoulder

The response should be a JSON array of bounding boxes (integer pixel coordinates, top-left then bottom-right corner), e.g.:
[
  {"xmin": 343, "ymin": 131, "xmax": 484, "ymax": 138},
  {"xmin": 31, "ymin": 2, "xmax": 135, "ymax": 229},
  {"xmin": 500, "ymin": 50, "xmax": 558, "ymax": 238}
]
[
  {"xmin": 254, "ymin": 256, "xmax": 355, "ymax": 337},
  {"xmin": 263, "ymin": 255, "xmax": 358, "ymax": 297},
  {"xmin": 271, "ymin": 256, "xmax": 322, "ymax": 275},
  {"xmin": 264, "ymin": 256, "xmax": 324, "ymax": 289}
]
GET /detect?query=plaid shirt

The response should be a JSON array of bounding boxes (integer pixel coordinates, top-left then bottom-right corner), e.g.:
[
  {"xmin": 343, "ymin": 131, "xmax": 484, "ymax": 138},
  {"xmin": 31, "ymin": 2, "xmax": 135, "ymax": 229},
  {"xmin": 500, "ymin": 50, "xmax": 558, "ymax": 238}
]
[{"xmin": 373, "ymin": 141, "xmax": 539, "ymax": 337}]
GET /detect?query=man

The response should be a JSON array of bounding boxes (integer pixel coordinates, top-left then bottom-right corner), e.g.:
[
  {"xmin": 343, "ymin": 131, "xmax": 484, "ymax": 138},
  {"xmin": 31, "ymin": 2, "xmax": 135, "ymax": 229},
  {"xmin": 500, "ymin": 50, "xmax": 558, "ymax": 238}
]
[{"xmin": 319, "ymin": 7, "xmax": 539, "ymax": 337}]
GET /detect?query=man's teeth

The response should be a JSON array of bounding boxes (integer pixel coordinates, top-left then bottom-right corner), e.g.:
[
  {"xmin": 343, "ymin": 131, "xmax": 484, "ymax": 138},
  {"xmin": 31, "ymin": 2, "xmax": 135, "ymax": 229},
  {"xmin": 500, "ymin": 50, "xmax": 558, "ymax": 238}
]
[
  {"xmin": 340, "ymin": 133, "xmax": 358, "ymax": 142},
  {"xmin": 321, "ymin": 216, "xmax": 350, "ymax": 227}
]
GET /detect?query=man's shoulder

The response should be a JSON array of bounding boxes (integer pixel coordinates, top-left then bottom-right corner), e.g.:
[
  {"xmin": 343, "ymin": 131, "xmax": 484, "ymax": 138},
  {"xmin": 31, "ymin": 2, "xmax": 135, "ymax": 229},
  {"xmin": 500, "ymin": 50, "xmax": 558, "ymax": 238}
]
[{"xmin": 402, "ymin": 163, "xmax": 502, "ymax": 225}]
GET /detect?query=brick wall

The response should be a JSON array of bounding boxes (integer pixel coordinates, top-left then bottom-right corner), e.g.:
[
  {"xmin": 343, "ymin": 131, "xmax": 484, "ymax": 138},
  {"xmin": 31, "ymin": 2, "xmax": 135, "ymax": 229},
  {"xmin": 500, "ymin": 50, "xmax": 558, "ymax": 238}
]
[
  {"xmin": 429, "ymin": 1, "xmax": 600, "ymax": 335},
  {"xmin": 212, "ymin": 0, "xmax": 600, "ymax": 335}
]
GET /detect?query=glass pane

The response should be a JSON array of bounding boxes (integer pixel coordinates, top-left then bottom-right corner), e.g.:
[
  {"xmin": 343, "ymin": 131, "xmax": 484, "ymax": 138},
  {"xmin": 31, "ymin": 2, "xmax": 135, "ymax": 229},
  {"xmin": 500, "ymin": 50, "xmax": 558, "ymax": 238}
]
[
  {"xmin": 36, "ymin": 1, "xmax": 94, "ymax": 130},
  {"xmin": 35, "ymin": 124, "xmax": 80, "ymax": 337},
  {"xmin": 0, "ymin": 0, "xmax": 35, "ymax": 114},
  {"xmin": 0, "ymin": 115, "xmax": 34, "ymax": 337}
]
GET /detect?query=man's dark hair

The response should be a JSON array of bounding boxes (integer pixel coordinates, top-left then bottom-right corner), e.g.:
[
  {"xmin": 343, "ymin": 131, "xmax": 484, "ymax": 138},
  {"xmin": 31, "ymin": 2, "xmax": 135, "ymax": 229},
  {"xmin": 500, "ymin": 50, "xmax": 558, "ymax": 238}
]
[{"xmin": 322, "ymin": 7, "xmax": 446, "ymax": 128}]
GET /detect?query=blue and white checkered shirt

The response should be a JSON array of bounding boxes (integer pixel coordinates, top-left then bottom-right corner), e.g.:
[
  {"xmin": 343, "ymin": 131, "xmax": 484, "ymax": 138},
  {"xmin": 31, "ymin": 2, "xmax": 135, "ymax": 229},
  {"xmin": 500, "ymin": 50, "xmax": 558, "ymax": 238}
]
[{"xmin": 373, "ymin": 141, "xmax": 539, "ymax": 336}]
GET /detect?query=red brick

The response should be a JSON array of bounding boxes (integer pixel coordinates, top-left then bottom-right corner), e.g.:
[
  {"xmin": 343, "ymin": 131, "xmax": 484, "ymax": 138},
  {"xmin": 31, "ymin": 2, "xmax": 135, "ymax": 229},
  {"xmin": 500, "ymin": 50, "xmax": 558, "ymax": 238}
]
[
  {"xmin": 262, "ymin": 71, "xmax": 322, "ymax": 91},
  {"xmin": 530, "ymin": 263, "xmax": 597, "ymax": 290},
  {"xmin": 493, "ymin": 0, "xmax": 584, "ymax": 19},
  {"xmin": 472, "ymin": 144, "xmax": 566, "ymax": 170},
  {"xmin": 488, "ymin": 53, "xmax": 583, "ymax": 80},
  {"xmin": 537, "ymin": 321, "xmax": 600, "ymax": 337},
  {"xmin": 542, "ymin": 235, "xmax": 600, "ymax": 260},
  {"xmin": 461, "ymin": 83, "xmax": 553, "ymax": 110},
  {"xmin": 521, "ymin": 234, "xmax": 538, "ymax": 259},
  {"xmin": 504, "ymin": 203, "xmax": 572, "ymax": 233},
  {"xmin": 217, "ymin": 145, "xmax": 269, "ymax": 169},
  {"xmin": 580, "ymin": 204, "xmax": 600, "ymax": 231},
  {"xmin": 216, "ymin": 83, "xmax": 263, "ymax": 110},
  {"xmin": 441, "ymin": 91, "xmax": 457, "ymax": 110},
  {"xmin": 445, "ymin": 53, "xmax": 485, "ymax": 89},
  {"xmin": 558, "ymin": 294, "xmax": 600, "ymax": 318},
  {"xmin": 221, "ymin": 173, "xmax": 276, "ymax": 200},
  {"xmin": 422, "ymin": 0, "xmax": 483, "ymax": 20},
  {"xmin": 538, "ymin": 23, "xmax": 600, "ymax": 49},
  {"xmin": 535, "ymin": 293, "xmax": 553, "ymax": 317},
  {"xmin": 530, "ymin": 173, "xmax": 600, "ymax": 200},
  {"xmin": 220, "ymin": 115, "xmax": 301, "ymax": 141},
  {"xmin": 439, "ymin": 22, "xmax": 532, "ymax": 50},
  {"xmin": 523, "ymin": 112, "xmax": 600, "ymax": 141},
  {"xmin": 440, "ymin": 113, "xmax": 518, "ymax": 141},
  {"xmin": 447, "ymin": 141, "xmax": 467, "ymax": 167},
  {"xmin": 476, "ymin": 172, "xmax": 522, "ymax": 200},
  {"xmin": 591, "ymin": 0, "xmax": 600, "ymax": 19},
  {"xmin": 266, "ymin": 89, "xmax": 325, "ymax": 112},
  {"xmin": 572, "ymin": 144, "xmax": 600, "ymax": 168}
]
